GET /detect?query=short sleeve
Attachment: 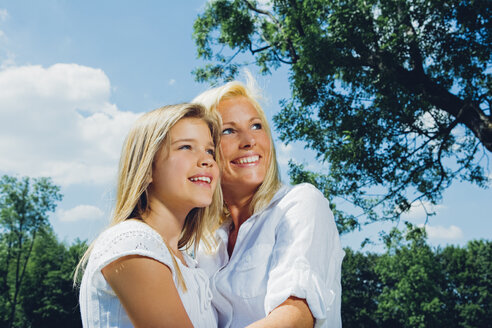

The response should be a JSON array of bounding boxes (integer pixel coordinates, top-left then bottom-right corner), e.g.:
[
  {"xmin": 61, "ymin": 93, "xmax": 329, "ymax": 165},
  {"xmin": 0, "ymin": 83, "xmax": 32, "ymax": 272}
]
[
  {"xmin": 87, "ymin": 221, "xmax": 175, "ymax": 289},
  {"xmin": 265, "ymin": 183, "xmax": 344, "ymax": 328}
]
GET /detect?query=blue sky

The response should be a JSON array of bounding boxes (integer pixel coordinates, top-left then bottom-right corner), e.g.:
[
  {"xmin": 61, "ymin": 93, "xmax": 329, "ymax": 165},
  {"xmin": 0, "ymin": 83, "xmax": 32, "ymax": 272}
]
[{"xmin": 0, "ymin": 1, "xmax": 490, "ymax": 252}]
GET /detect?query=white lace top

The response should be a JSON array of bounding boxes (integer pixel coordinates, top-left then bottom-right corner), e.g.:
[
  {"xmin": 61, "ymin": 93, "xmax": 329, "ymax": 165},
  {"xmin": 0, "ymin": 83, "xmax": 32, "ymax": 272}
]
[{"xmin": 79, "ymin": 220, "xmax": 217, "ymax": 328}]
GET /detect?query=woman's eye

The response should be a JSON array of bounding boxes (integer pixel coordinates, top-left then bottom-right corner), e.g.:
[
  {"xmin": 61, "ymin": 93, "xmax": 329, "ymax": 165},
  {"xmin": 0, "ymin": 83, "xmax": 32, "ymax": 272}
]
[
  {"xmin": 206, "ymin": 149, "xmax": 215, "ymax": 157},
  {"xmin": 178, "ymin": 145, "xmax": 192, "ymax": 150},
  {"xmin": 222, "ymin": 128, "xmax": 234, "ymax": 135},
  {"xmin": 252, "ymin": 123, "xmax": 262, "ymax": 130}
]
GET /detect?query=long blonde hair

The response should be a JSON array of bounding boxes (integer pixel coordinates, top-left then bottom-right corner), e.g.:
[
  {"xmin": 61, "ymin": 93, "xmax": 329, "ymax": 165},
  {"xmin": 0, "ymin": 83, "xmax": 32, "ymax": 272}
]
[
  {"xmin": 75, "ymin": 103, "xmax": 222, "ymax": 290},
  {"xmin": 193, "ymin": 77, "xmax": 281, "ymax": 224}
]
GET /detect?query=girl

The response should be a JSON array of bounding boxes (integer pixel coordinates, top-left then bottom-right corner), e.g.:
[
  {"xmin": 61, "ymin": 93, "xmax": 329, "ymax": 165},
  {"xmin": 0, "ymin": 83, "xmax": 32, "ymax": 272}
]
[{"xmin": 76, "ymin": 103, "xmax": 221, "ymax": 327}]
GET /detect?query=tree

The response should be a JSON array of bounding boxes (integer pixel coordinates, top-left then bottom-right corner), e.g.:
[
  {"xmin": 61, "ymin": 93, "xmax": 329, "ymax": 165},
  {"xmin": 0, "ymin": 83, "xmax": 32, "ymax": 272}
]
[
  {"xmin": 0, "ymin": 175, "xmax": 62, "ymax": 328},
  {"xmin": 21, "ymin": 229, "xmax": 86, "ymax": 328},
  {"xmin": 341, "ymin": 248, "xmax": 381, "ymax": 327},
  {"xmin": 193, "ymin": 0, "xmax": 491, "ymax": 233},
  {"xmin": 339, "ymin": 226, "xmax": 491, "ymax": 327},
  {"xmin": 374, "ymin": 224, "xmax": 450, "ymax": 327},
  {"xmin": 439, "ymin": 240, "xmax": 492, "ymax": 327}
]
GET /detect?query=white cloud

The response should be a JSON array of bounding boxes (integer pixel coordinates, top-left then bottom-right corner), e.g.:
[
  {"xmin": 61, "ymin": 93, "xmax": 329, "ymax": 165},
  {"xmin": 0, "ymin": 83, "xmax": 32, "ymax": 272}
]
[
  {"xmin": 415, "ymin": 111, "xmax": 436, "ymax": 131},
  {"xmin": 168, "ymin": 79, "xmax": 176, "ymax": 85},
  {"xmin": 0, "ymin": 63, "xmax": 142, "ymax": 187},
  {"xmin": 421, "ymin": 224, "xmax": 464, "ymax": 240},
  {"xmin": 277, "ymin": 142, "xmax": 292, "ymax": 166},
  {"xmin": 58, "ymin": 205, "xmax": 104, "ymax": 222},
  {"xmin": 0, "ymin": 9, "xmax": 8, "ymax": 21},
  {"xmin": 0, "ymin": 51, "xmax": 15, "ymax": 69},
  {"xmin": 205, "ymin": 0, "xmax": 272, "ymax": 11},
  {"xmin": 400, "ymin": 201, "xmax": 444, "ymax": 220},
  {"xmin": 256, "ymin": 0, "xmax": 273, "ymax": 11},
  {"xmin": 0, "ymin": 9, "xmax": 7, "ymax": 44}
]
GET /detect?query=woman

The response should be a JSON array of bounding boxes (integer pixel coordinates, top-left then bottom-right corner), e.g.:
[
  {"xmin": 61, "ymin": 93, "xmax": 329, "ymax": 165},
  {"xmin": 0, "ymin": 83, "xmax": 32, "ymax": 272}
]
[
  {"xmin": 75, "ymin": 103, "xmax": 221, "ymax": 327},
  {"xmin": 194, "ymin": 79, "xmax": 344, "ymax": 328}
]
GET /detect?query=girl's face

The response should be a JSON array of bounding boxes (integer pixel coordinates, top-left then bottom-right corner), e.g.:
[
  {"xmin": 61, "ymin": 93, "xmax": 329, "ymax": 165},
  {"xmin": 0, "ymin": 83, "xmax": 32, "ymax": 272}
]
[
  {"xmin": 217, "ymin": 96, "xmax": 271, "ymax": 196},
  {"xmin": 149, "ymin": 117, "xmax": 219, "ymax": 214}
]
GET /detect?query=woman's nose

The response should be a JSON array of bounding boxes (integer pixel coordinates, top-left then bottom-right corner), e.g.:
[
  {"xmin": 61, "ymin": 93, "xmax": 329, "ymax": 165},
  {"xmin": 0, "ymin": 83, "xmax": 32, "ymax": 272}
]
[{"xmin": 239, "ymin": 131, "xmax": 256, "ymax": 149}]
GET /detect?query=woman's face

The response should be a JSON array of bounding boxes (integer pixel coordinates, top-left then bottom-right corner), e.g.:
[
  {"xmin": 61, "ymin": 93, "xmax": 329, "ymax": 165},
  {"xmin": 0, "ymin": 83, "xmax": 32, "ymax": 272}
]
[{"xmin": 217, "ymin": 96, "xmax": 271, "ymax": 196}]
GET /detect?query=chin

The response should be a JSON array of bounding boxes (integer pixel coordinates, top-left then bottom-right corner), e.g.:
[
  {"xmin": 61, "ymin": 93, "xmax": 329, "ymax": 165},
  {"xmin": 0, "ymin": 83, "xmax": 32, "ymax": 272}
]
[
  {"xmin": 193, "ymin": 198, "xmax": 214, "ymax": 209},
  {"xmin": 241, "ymin": 176, "xmax": 265, "ymax": 188}
]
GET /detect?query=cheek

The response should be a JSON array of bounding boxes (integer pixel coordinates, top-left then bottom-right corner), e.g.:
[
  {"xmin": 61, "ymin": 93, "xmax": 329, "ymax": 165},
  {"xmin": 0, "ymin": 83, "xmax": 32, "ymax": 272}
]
[
  {"xmin": 260, "ymin": 135, "xmax": 272, "ymax": 158},
  {"xmin": 212, "ymin": 167, "xmax": 220, "ymax": 189},
  {"xmin": 219, "ymin": 139, "xmax": 234, "ymax": 159},
  {"xmin": 212, "ymin": 165, "xmax": 220, "ymax": 179}
]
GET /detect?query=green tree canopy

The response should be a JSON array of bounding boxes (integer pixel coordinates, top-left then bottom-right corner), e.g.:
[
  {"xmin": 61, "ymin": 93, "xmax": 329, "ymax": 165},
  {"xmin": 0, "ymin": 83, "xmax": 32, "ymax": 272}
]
[
  {"xmin": 375, "ymin": 224, "xmax": 449, "ymax": 327},
  {"xmin": 21, "ymin": 228, "xmax": 85, "ymax": 328},
  {"xmin": 0, "ymin": 175, "xmax": 62, "ymax": 327},
  {"xmin": 341, "ymin": 225, "xmax": 491, "ymax": 327},
  {"xmin": 193, "ymin": 0, "xmax": 491, "ymax": 233},
  {"xmin": 439, "ymin": 240, "xmax": 492, "ymax": 327}
]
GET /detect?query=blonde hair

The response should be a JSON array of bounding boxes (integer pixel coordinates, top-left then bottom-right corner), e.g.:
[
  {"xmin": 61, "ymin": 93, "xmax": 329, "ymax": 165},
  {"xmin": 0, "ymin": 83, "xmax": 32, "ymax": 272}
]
[
  {"xmin": 75, "ymin": 103, "xmax": 222, "ymax": 291},
  {"xmin": 193, "ymin": 75, "xmax": 281, "ymax": 224}
]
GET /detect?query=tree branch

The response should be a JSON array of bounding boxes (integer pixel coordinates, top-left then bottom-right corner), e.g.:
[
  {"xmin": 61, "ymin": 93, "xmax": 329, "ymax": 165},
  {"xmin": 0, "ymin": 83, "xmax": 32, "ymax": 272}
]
[
  {"xmin": 250, "ymin": 43, "xmax": 272, "ymax": 54},
  {"xmin": 243, "ymin": 0, "xmax": 299, "ymax": 63},
  {"xmin": 393, "ymin": 66, "xmax": 492, "ymax": 152}
]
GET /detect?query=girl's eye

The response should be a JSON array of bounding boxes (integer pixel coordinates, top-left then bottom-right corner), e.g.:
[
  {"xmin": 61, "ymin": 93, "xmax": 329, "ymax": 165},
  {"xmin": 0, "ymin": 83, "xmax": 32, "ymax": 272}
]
[
  {"xmin": 206, "ymin": 149, "xmax": 215, "ymax": 157},
  {"xmin": 252, "ymin": 123, "xmax": 262, "ymax": 130},
  {"xmin": 222, "ymin": 128, "xmax": 234, "ymax": 135}
]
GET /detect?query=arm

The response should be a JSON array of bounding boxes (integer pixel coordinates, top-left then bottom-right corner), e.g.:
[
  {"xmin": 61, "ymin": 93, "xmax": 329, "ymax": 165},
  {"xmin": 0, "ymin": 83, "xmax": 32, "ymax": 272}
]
[
  {"xmin": 262, "ymin": 184, "xmax": 344, "ymax": 328},
  {"xmin": 102, "ymin": 255, "xmax": 194, "ymax": 328},
  {"xmin": 246, "ymin": 296, "xmax": 314, "ymax": 328}
]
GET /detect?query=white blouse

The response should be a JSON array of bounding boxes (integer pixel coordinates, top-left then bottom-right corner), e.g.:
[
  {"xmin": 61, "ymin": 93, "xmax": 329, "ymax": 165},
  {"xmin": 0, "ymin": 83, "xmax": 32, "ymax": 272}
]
[
  {"xmin": 79, "ymin": 220, "xmax": 217, "ymax": 328},
  {"xmin": 197, "ymin": 183, "xmax": 344, "ymax": 328}
]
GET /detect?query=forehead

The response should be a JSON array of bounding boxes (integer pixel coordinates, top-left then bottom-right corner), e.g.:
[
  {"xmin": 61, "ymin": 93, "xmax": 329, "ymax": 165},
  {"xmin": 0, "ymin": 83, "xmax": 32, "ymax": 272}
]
[
  {"xmin": 169, "ymin": 117, "xmax": 213, "ymax": 140},
  {"xmin": 217, "ymin": 96, "xmax": 261, "ymax": 122}
]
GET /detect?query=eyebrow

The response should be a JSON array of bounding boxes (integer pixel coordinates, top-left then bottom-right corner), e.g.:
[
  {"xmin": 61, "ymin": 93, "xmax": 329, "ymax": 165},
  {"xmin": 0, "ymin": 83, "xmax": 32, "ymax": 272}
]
[
  {"xmin": 171, "ymin": 138, "xmax": 214, "ymax": 148},
  {"xmin": 222, "ymin": 117, "xmax": 262, "ymax": 126}
]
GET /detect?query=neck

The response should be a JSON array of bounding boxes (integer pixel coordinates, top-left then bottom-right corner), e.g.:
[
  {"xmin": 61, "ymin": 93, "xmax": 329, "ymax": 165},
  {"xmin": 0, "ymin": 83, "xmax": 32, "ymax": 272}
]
[
  {"xmin": 223, "ymin": 190, "xmax": 255, "ymax": 232},
  {"xmin": 144, "ymin": 196, "xmax": 189, "ymax": 251}
]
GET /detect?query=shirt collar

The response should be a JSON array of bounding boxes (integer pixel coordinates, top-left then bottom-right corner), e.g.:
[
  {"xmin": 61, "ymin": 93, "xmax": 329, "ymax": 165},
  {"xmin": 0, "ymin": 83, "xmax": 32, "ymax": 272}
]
[{"xmin": 216, "ymin": 183, "xmax": 290, "ymax": 240}]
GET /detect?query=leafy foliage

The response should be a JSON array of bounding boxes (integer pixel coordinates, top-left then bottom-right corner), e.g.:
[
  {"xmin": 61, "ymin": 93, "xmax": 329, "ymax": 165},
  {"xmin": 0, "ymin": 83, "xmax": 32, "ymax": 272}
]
[
  {"xmin": 193, "ymin": 0, "xmax": 491, "ymax": 233},
  {"xmin": 341, "ymin": 248, "xmax": 380, "ymax": 327},
  {"xmin": 375, "ymin": 224, "xmax": 449, "ymax": 327},
  {"xmin": 21, "ymin": 229, "xmax": 86, "ymax": 328},
  {"xmin": 0, "ymin": 174, "xmax": 87, "ymax": 327},
  {"xmin": 0, "ymin": 175, "xmax": 62, "ymax": 327},
  {"xmin": 341, "ymin": 224, "xmax": 491, "ymax": 327},
  {"xmin": 439, "ymin": 240, "xmax": 492, "ymax": 327}
]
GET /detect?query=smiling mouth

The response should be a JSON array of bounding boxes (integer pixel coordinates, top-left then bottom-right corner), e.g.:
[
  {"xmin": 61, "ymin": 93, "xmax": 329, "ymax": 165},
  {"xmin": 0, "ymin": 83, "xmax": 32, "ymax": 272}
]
[
  {"xmin": 189, "ymin": 176, "xmax": 212, "ymax": 184},
  {"xmin": 231, "ymin": 155, "xmax": 260, "ymax": 165}
]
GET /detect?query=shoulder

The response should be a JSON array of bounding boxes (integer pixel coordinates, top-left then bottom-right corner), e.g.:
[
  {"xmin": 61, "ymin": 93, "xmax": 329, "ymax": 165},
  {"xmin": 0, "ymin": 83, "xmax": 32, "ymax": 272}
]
[
  {"xmin": 272, "ymin": 183, "xmax": 334, "ymax": 228},
  {"xmin": 277, "ymin": 183, "xmax": 328, "ymax": 207},
  {"xmin": 93, "ymin": 220, "xmax": 160, "ymax": 252},
  {"xmin": 88, "ymin": 220, "xmax": 173, "ymax": 274},
  {"xmin": 289, "ymin": 182, "xmax": 325, "ymax": 197}
]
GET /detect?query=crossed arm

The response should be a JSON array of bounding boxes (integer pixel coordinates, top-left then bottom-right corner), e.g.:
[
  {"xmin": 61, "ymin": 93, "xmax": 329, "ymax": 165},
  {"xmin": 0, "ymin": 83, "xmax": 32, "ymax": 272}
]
[{"xmin": 246, "ymin": 296, "xmax": 314, "ymax": 328}]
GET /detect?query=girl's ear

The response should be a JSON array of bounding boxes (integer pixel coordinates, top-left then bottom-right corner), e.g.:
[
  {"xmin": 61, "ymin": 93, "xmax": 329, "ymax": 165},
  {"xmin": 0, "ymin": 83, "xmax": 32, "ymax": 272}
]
[{"xmin": 147, "ymin": 168, "xmax": 153, "ymax": 184}]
